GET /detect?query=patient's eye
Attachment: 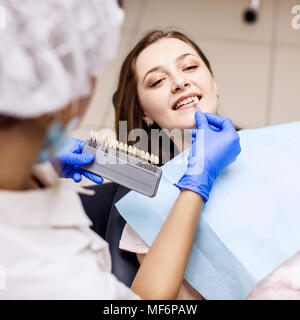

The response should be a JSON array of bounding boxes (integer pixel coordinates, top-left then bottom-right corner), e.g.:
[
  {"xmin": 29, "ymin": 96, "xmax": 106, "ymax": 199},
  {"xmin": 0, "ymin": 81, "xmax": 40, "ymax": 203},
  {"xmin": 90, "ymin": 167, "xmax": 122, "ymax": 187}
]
[
  {"xmin": 150, "ymin": 78, "xmax": 164, "ymax": 88},
  {"xmin": 184, "ymin": 65, "xmax": 198, "ymax": 71}
]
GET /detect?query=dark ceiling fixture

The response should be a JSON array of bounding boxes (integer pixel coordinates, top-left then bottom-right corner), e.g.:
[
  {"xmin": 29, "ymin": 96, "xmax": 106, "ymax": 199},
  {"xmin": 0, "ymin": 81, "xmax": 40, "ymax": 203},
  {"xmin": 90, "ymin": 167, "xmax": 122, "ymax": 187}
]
[{"xmin": 243, "ymin": 0, "xmax": 261, "ymax": 23}]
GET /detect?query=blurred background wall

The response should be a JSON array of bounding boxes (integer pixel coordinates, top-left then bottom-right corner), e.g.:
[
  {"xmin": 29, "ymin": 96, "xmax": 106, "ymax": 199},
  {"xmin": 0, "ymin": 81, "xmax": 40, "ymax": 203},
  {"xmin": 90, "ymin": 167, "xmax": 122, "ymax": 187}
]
[{"xmin": 73, "ymin": 0, "xmax": 300, "ymax": 141}]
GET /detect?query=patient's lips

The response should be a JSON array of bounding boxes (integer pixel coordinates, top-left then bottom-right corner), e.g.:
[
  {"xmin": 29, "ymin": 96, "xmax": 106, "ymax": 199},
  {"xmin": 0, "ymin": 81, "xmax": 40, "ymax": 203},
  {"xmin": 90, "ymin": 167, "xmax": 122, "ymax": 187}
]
[{"xmin": 172, "ymin": 94, "xmax": 201, "ymax": 111}]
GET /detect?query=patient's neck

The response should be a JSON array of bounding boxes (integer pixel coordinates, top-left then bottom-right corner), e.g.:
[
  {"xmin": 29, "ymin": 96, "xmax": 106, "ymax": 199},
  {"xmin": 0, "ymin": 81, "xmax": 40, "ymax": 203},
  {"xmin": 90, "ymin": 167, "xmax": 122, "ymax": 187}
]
[
  {"xmin": 0, "ymin": 119, "xmax": 47, "ymax": 191},
  {"xmin": 169, "ymin": 128, "xmax": 192, "ymax": 153}
]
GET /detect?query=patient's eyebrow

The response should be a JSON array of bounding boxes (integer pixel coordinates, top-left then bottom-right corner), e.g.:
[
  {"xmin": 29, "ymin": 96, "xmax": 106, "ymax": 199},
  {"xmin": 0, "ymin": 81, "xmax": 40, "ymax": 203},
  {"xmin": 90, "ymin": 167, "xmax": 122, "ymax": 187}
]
[
  {"xmin": 143, "ymin": 53, "xmax": 196, "ymax": 83},
  {"xmin": 143, "ymin": 66, "xmax": 164, "ymax": 83}
]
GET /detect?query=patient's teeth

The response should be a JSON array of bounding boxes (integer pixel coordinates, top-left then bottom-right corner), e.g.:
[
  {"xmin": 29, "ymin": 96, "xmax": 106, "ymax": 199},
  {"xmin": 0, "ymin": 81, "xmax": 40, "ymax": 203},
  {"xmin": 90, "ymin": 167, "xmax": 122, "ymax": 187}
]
[
  {"xmin": 132, "ymin": 147, "xmax": 137, "ymax": 155},
  {"xmin": 119, "ymin": 142, "xmax": 123, "ymax": 150},
  {"xmin": 150, "ymin": 154, "xmax": 155, "ymax": 163},
  {"xmin": 128, "ymin": 145, "xmax": 133, "ymax": 154},
  {"xmin": 136, "ymin": 149, "xmax": 141, "ymax": 157},
  {"xmin": 175, "ymin": 96, "xmax": 200, "ymax": 110},
  {"xmin": 145, "ymin": 152, "xmax": 150, "ymax": 161},
  {"xmin": 123, "ymin": 143, "xmax": 128, "ymax": 151},
  {"xmin": 141, "ymin": 151, "xmax": 145, "ymax": 159},
  {"xmin": 116, "ymin": 140, "xmax": 119, "ymax": 148},
  {"xmin": 154, "ymin": 155, "xmax": 159, "ymax": 164}
]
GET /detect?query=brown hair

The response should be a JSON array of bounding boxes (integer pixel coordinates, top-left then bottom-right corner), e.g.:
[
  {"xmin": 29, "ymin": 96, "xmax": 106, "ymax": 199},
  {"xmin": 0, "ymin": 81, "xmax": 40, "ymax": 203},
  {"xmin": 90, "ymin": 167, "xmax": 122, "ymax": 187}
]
[{"xmin": 114, "ymin": 30, "xmax": 235, "ymax": 165}]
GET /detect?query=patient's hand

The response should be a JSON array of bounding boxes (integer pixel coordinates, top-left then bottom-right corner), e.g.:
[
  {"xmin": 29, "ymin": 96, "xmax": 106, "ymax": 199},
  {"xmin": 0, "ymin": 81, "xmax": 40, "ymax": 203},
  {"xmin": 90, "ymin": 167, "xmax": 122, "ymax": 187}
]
[
  {"xmin": 136, "ymin": 253, "xmax": 204, "ymax": 300},
  {"xmin": 247, "ymin": 251, "xmax": 300, "ymax": 300}
]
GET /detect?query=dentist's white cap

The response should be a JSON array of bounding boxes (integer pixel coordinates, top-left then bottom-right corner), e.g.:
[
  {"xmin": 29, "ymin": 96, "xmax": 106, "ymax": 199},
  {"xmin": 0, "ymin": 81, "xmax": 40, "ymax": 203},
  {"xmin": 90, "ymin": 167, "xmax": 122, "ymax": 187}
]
[{"xmin": 0, "ymin": 0, "xmax": 124, "ymax": 118}]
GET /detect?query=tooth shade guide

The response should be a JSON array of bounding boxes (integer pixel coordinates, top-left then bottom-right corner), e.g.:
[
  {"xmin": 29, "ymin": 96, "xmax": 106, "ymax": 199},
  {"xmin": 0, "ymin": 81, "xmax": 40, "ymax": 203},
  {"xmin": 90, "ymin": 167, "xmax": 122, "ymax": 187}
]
[
  {"xmin": 89, "ymin": 135, "xmax": 160, "ymax": 166},
  {"xmin": 110, "ymin": 140, "xmax": 116, "ymax": 149},
  {"xmin": 102, "ymin": 136, "xmax": 108, "ymax": 144},
  {"xmin": 81, "ymin": 138, "xmax": 162, "ymax": 197}
]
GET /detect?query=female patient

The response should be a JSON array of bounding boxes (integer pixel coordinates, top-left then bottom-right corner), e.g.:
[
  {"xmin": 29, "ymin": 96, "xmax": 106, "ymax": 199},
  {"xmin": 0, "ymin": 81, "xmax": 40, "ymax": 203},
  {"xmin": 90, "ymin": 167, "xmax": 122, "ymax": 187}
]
[
  {"xmin": 112, "ymin": 30, "xmax": 300, "ymax": 300},
  {"xmin": 114, "ymin": 30, "xmax": 228, "ymax": 299}
]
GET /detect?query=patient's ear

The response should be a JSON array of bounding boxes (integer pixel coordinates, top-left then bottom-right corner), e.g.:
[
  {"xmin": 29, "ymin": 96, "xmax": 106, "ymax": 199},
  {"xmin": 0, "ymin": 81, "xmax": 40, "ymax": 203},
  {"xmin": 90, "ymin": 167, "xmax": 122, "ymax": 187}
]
[{"xmin": 141, "ymin": 111, "xmax": 154, "ymax": 127}]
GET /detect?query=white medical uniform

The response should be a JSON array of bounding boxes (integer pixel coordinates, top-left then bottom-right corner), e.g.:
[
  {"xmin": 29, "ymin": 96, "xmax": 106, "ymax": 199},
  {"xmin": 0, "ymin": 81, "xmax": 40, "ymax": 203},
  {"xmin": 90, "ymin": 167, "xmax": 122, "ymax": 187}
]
[{"xmin": 0, "ymin": 163, "xmax": 140, "ymax": 300}]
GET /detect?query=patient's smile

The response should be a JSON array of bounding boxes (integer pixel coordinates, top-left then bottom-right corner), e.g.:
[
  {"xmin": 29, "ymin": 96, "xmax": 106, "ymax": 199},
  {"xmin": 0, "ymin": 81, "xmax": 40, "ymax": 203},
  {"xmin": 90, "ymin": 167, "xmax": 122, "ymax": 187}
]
[{"xmin": 173, "ymin": 95, "xmax": 201, "ymax": 110}]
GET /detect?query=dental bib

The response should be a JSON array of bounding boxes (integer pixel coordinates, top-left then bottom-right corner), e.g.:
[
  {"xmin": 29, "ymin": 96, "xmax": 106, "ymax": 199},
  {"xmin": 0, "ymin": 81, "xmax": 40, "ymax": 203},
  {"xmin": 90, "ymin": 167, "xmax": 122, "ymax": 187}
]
[{"xmin": 116, "ymin": 121, "xmax": 300, "ymax": 299}]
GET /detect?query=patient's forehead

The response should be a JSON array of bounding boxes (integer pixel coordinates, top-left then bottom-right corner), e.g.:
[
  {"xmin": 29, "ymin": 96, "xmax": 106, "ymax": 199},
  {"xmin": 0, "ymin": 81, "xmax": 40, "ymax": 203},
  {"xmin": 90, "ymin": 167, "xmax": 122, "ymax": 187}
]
[{"xmin": 135, "ymin": 38, "xmax": 200, "ymax": 81}]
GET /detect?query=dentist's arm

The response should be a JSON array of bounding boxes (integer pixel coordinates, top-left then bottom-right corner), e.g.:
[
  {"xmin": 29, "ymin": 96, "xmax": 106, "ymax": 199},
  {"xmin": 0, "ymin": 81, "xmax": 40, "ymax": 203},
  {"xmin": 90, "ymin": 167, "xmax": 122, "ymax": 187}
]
[
  {"xmin": 131, "ymin": 111, "xmax": 241, "ymax": 300},
  {"xmin": 132, "ymin": 189, "xmax": 204, "ymax": 300}
]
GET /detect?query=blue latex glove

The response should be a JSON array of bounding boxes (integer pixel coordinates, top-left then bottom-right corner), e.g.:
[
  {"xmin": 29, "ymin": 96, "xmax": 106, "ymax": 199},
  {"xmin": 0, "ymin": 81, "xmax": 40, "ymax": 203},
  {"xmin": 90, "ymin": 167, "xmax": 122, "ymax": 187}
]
[
  {"xmin": 55, "ymin": 138, "xmax": 103, "ymax": 184},
  {"xmin": 174, "ymin": 111, "xmax": 241, "ymax": 202}
]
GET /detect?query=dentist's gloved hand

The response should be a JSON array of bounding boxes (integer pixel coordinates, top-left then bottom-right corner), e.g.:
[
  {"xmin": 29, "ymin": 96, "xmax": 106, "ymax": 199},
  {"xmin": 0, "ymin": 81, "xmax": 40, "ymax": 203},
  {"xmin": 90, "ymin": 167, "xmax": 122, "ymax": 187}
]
[
  {"xmin": 174, "ymin": 111, "xmax": 241, "ymax": 202},
  {"xmin": 55, "ymin": 138, "xmax": 103, "ymax": 184}
]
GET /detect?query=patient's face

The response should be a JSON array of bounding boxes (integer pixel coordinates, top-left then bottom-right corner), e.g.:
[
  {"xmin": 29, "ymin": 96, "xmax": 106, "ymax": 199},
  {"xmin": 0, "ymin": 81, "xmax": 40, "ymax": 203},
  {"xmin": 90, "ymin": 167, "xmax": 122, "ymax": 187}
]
[{"xmin": 136, "ymin": 38, "xmax": 218, "ymax": 130}]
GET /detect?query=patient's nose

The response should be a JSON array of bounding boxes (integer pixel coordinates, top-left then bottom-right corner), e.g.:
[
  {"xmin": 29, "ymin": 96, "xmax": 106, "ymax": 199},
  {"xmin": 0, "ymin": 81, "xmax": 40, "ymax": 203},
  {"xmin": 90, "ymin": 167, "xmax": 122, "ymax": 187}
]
[{"xmin": 172, "ymin": 79, "xmax": 191, "ymax": 92}]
